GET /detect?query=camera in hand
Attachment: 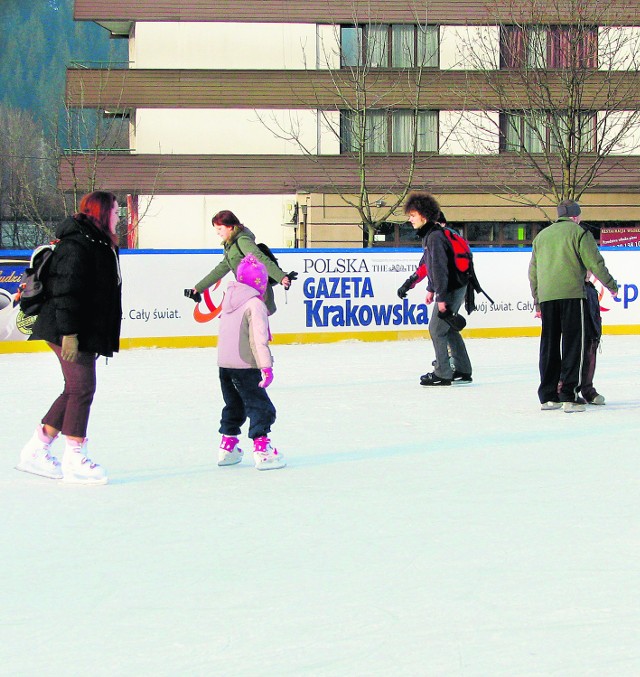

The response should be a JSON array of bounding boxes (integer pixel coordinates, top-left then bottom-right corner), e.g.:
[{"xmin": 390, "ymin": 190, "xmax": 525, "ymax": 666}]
[{"xmin": 184, "ymin": 288, "xmax": 202, "ymax": 303}]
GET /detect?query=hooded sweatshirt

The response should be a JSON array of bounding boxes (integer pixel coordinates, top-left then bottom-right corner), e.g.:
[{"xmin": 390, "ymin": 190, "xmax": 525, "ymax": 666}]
[{"xmin": 217, "ymin": 281, "xmax": 273, "ymax": 370}]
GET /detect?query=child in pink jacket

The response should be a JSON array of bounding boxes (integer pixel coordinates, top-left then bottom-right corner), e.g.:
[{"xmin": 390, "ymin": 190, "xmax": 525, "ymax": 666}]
[{"xmin": 216, "ymin": 254, "xmax": 285, "ymax": 470}]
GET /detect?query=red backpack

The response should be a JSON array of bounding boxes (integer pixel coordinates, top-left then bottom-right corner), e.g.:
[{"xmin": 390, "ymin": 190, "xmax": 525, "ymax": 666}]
[
  {"xmin": 411, "ymin": 227, "xmax": 471, "ymax": 282},
  {"xmin": 433, "ymin": 227, "xmax": 493, "ymax": 312},
  {"xmin": 443, "ymin": 227, "xmax": 472, "ymax": 278}
]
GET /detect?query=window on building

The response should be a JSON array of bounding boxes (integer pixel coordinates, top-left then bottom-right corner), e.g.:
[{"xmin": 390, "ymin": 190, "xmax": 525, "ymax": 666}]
[
  {"xmin": 342, "ymin": 110, "xmax": 438, "ymax": 153},
  {"xmin": 461, "ymin": 221, "xmax": 545, "ymax": 247},
  {"xmin": 500, "ymin": 25, "xmax": 597, "ymax": 69},
  {"xmin": 367, "ymin": 25, "xmax": 389, "ymax": 67},
  {"xmin": 502, "ymin": 222, "xmax": 535, "ymax": 243},
  {"xmin": 548, "ymin": 26, "xmax": 598, "ymax": 68},
  {"xmin": 501, "ymin": 111, "xmax": 596, "ymax": 153},
  {"xmin": 465, "ymin": 222, "xmax": 496, "ymax": 244},
  {"xmin": 369, "ymin": 221, "xmax": 422, "ymax": 247},
  {"xmin": 391, "ymin": 110, "xmax": 438, "ymax": 152},
  {"xmin": 368, "ymin": 221, "xmax": 640, "ymax": 249},
  {"xmin": 341, "ymin": 110, "xmax": 389, "ymax": 153},
  {"xmin": 341, "ymin": 26, "xmax": 363, "ymax": 67},
  {"xmin": 341, "ymin": 24, "xmax": 439, "ymax": 68},
  {"xmin": 372, "ymin": 221, "xmax": 542, "ymax": 248},
  {"xmin": 501, "ymin": 112, "xmax": 547, "ymax": 152},
  {"xmin": 550, "ymin": 112, "xmax": 596, "ymax": 153}
]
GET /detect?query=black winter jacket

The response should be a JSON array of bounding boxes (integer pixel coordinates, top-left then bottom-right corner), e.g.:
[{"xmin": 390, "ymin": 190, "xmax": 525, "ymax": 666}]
[{"xmin": 30, "ymin": 214, "xmax": 122, "ymax": 357}]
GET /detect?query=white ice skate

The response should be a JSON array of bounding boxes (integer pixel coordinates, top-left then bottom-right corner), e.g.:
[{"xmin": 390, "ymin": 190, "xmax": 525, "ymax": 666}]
[
  {"xmin": 540, "ymin": 401, "xmax": 562, "ymax": 410},
  {"xmin": 61, "ymin": 439, "xmax": 108, "ymax": 485},
  {"xmin": 218, "ymin": 435, "xmax": 243, "ymax": 466},
  {"xmin": 16, "ymin": 425, "xmax": 63, "ymax": 479},
  {"xmin": 253, "ymin": 437, "xmax": 286, "ymax": 471}
]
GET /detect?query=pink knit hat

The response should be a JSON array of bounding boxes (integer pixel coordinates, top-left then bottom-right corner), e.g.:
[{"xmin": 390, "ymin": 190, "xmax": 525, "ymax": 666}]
[{"xmin": 236, "ymin": 254, "xmax": 268, "ymax": 295}]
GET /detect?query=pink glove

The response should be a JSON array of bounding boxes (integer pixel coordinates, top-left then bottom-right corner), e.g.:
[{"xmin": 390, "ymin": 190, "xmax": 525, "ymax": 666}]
[{"xmin": 259, "ymin": 368, "xmax": 273, "ymax": 389}]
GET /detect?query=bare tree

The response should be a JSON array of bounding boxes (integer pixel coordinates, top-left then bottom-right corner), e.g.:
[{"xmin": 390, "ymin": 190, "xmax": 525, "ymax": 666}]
[
  {"xmin": 58, "ymin": 62, "xmax": 162, "ymax": 246},
  {"xmin": 453, "ymin": 0, "xmax": 640, "ymax": 215},
  {"xmin": 259, "ymin": 5, "xmax": 449, "ymax": 246},
  {"xmin": 0, "ymin": 105, "xmax": 63, "ymax": 248},
  {"xmin": 57, "ymin": 64, "xmax": 131, "ymax": 209}
]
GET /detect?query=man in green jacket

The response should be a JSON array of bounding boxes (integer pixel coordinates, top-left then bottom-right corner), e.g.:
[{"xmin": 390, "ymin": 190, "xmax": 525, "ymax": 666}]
[{"xmin": 528, "ymin": 200, "xmax": 618, "ymax": 413}]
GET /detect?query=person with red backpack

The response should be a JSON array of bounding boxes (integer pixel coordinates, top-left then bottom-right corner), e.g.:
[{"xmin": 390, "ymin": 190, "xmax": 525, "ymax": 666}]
[{"xmin": 401, "ymin": 192, "xmax": 473, "ymax": 386}]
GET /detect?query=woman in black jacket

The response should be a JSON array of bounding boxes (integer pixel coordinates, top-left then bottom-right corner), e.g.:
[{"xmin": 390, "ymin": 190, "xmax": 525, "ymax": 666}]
[{"xmin": 17, "ymin": 191, "xmax": 122, "ymax": 485}]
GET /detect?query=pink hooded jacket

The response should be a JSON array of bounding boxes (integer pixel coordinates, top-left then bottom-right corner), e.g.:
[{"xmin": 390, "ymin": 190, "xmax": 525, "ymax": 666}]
[{"xmin": 217, "ymin": 281, "xmax": 273, "ymax": 370}]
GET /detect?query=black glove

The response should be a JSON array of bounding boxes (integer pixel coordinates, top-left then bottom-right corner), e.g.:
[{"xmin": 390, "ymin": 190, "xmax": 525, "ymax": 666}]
[
  {"xmin": 283, "ymin": 271, "xmax": 298, "ymax": 290},
  {"xmin": 184, "ymin": 288, "xmax": 202, "ymax": 303},
  {"xmin": 438, "ymin": 307, "xmax": 467, "ymax": 332},
  {"xmin": 397, "ymin": 272, "xmax": 419, "ymax": 299}
]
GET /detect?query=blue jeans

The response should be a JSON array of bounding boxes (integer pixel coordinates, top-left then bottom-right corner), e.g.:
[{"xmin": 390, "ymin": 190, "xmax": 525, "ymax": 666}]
[{"xmin": 219, "ymin": 367, "xmax": 276, "ymax": 440}]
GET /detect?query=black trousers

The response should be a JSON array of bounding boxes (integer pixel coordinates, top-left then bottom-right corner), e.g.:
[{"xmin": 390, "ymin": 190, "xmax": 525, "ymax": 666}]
[
  {"xmin": 538, "ymin": 298, "xmax": 586, "ymax": 404},
  {"xmin": 218, "ymin": 367, "xmax": 276, "ymax": 440}
]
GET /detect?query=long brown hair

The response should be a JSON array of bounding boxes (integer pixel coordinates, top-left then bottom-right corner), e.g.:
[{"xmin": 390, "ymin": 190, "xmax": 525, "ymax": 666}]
[{"xmin": 77, "ymin": 191, "xmax": 118, "ymax": 245}]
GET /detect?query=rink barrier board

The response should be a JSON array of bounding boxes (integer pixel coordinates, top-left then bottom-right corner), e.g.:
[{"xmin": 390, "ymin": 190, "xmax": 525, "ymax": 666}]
[
  {"xmin": 2, "ymin": 324, "xmax": 639, "ymax": 354},
  {"xmin": 2, "ymin": 247, "xmax": 639, "ymax": 352}
]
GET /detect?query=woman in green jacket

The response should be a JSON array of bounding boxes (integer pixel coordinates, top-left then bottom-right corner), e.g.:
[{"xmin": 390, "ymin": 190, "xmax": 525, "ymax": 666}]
[{"xmin": 189, "ymin": 210, "xmax": 293, "ymax": 315}]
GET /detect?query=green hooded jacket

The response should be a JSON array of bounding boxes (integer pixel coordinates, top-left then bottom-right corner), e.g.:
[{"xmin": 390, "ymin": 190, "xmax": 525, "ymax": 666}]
[
  {"xmin": 195, "ymin": 226, "xmax": 286, "ymax": 315},
  {"xmin": 528, "ymin": 217, "xmax": 618, "ymax": 308}
]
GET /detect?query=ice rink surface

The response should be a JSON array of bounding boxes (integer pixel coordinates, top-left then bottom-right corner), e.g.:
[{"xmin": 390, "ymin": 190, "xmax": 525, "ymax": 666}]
[{"xmin": 2, "ymin": 335, "xmax": 639, "ymax": 677}]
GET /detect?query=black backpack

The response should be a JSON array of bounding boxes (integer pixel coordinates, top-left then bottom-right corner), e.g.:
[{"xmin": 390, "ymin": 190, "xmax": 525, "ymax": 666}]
[
  {"xmin": 234, "ymin": 240, "xmax": 280, "ymax": 285},
  {"xmin": 18, "ymin": 243, "xmax": 57, "ymax": 317}
]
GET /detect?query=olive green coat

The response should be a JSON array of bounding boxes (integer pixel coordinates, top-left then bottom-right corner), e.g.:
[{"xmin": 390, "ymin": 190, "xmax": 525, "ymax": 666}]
[
  {"xmin": 195, "ymin": 226, "xmax": 286, "ymax": 315},
  {"xmin": 529, "ymin": 217, "xmax": 618, "ymax": 308}
]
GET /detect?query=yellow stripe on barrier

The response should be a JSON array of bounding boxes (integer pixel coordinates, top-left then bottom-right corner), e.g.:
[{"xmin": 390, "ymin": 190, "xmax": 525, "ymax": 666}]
[{"xmin": 2, "ymin": 325, "xmax": 639, "ymax": 353}]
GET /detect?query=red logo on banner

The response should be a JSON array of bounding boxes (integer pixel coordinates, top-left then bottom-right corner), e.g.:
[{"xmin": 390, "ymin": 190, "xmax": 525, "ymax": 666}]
[
  {"xmin": 193, "ymin": 281, "xmax": 224, "ymax": 323},
  {"xmin": 588, "ymin": 274, "xmax": 610, "ymax": 313}
]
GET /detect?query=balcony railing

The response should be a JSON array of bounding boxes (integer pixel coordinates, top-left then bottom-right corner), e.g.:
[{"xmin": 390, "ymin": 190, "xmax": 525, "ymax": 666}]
[
  {"xmin": 69, "ymin": 61, "xmax": 132, "ymax": 70},
  {"xmin": 61, "ymin": 148, "xmax": 134, "ymax": 154}
]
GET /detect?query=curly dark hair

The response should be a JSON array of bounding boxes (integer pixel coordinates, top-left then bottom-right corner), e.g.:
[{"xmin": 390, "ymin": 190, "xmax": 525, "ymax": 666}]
[{"xmin": 404, "ymin": 192, "xmax": 441, "ymax": 222}]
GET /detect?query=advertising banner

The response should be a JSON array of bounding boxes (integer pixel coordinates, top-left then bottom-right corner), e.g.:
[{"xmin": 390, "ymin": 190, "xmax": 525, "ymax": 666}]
[
  {"xmin": 600, "ymin": 227, "xmax": 640, "ymax": 248},
  {"xmin": 1, "ymin": 248, "xmax": 639, "ymax": 352},
  {"xmin": 0, "ymin": 255, "xmax": 31, "ymax": 342}
]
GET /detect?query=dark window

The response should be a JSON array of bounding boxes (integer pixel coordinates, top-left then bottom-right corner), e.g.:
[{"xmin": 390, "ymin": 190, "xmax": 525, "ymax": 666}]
[
  {"xmin": 365, "ymin": 221, "xmax": 640, "ymax": 249},
  {"xmin": 548, "ymin": 26, "xmax": 598, "ymax": 68},
  {"xmin": 458, "ymin": 221, "xmax": 544, "ymax": 247},
  {"xmin": 369, "ymin": 221, "xmax": 422, "ymax": 247},
  {"xmin": 500, "ymin": 25, "xmax": 598, "ymax": 69}
]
